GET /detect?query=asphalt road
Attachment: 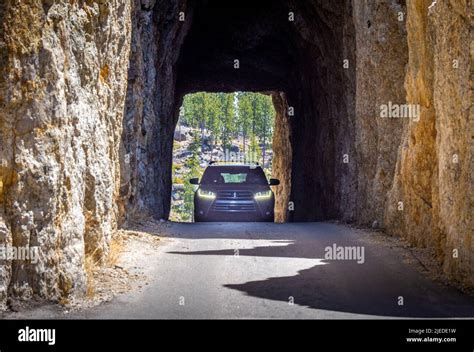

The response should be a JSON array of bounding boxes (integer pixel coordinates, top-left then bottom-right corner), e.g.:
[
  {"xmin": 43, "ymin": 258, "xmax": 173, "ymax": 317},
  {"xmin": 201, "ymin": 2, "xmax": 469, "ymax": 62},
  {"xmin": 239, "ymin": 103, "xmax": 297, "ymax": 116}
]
[{"xmin": 73, "ymin": 222, "xmax": 474, "ymax": 319}]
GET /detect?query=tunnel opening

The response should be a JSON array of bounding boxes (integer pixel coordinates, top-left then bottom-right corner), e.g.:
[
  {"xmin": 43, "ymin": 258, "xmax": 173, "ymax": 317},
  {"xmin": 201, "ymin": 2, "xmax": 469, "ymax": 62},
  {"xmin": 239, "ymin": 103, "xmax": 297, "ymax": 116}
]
[
  {"xmin": 169, "ymin": 91, "xmax": 281, "ymax": 223},
  {"xmin": 122, "ymin": 0, "xmax": 355, "ymax": 224}
]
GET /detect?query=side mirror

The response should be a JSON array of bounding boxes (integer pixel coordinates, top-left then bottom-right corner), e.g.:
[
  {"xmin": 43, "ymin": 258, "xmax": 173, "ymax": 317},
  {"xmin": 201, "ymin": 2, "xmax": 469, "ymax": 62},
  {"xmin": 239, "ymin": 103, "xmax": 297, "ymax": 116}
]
[
  {"xmin": 269, "ymin": 178, "xmax": 280, "ymax": 186},
  {"xmin": 190, "ymin": 178, "xmax": 200, "ymax": 185}
]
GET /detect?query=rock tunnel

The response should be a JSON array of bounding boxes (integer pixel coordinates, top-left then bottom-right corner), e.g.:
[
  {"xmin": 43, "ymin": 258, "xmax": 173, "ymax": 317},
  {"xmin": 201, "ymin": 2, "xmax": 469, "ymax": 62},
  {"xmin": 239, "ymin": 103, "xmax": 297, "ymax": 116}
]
[
  {"xmin": 122, "ymin": 0, "xmax": 357, "ymax": 224},
  {"xmin": 0, "ymin": 0, "xmax": 472, "ymax": 307}
]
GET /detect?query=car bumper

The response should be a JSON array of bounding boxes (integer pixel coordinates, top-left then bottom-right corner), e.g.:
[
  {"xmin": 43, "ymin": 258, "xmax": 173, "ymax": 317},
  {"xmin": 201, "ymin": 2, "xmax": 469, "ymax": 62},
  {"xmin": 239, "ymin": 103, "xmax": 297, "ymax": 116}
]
[
  {"xmin": 195, "ymin": 211, "xmax": 274, "ymax": 222},
  {"xmin": 194, "ymin": 197, "xmax": 274, "ymax": 222}
]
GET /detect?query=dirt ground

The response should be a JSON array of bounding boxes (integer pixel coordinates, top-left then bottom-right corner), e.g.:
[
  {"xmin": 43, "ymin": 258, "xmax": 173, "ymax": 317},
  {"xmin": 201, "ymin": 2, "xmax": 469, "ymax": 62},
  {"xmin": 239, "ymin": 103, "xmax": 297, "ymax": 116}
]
[{"xmin": 2, "ymin": 219, "xmax": 164, "ymax": 319}]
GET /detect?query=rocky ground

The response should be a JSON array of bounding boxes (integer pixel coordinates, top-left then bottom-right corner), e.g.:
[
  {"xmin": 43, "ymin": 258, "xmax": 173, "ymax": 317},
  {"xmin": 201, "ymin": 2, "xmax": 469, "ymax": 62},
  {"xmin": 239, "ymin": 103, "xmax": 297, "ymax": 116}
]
[{"xmin": 1, "ymin": 223, "xmax": 162, "ymax": 318}]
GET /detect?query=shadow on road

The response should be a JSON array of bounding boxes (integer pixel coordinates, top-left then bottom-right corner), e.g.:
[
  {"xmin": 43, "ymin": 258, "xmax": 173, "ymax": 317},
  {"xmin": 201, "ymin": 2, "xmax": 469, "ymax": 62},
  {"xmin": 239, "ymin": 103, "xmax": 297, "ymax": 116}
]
[
  {"xmin": 168, "ymin": 239, "xmax": 474, "ymax": 318},
  {"xmin": 124, "ymin": 221, "xmax": 474, "ymax": 318}
]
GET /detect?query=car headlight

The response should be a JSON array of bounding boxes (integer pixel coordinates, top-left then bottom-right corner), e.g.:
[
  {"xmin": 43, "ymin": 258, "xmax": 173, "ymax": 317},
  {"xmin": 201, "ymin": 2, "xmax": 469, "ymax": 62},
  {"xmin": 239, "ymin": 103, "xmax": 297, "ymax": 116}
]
[
  {"xmin": 197, "ymin": 189, "xmax": 216, "ymax": 199},
  {"xmin": 254, "ymin": 190, "xmax": 272, "ymax": 200}
]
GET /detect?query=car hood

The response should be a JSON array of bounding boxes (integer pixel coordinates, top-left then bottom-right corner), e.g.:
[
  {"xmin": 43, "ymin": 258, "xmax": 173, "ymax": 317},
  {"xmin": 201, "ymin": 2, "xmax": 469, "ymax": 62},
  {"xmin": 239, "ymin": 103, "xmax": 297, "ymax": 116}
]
[{"xmin": 199, "ymin": 184, "xmax": 270, "ymax": 191}]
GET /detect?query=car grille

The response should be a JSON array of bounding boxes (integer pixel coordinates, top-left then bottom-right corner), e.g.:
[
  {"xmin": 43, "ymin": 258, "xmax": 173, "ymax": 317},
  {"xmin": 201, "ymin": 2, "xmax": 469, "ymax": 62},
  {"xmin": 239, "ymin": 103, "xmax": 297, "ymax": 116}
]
[
  {"xmin": 212, "ymin": 190, "xmax": 256, "ymax": 212},
  {"xmin": 216, "ymin": 190, "xmax": 254, "ymax": 200}
]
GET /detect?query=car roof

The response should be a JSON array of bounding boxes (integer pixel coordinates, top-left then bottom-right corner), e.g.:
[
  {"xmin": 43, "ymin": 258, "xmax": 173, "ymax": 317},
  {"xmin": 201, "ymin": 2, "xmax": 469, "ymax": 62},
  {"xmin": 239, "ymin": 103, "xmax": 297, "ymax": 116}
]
[
  {"xmin": 207, "ymin": 163, "xmax": 261, "ymax": 168},
  {"xmin": 207, "ymin": 163, "xmax": 261, "ymax": 169}
]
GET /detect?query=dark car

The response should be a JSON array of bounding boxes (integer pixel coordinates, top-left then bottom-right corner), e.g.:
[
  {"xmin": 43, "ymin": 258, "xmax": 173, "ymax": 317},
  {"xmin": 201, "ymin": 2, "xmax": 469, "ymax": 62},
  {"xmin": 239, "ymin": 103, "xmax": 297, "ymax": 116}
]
[{"xmin": 190, "ymin": 163, "xmax": 280, "ymax": 222}]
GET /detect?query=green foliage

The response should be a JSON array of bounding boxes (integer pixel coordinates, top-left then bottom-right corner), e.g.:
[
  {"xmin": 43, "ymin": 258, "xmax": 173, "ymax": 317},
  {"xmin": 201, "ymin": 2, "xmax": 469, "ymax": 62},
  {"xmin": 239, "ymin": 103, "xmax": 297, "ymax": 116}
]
[{"xmin": 181, "ymin": 91, "xmax": 273, "ymax": 155}]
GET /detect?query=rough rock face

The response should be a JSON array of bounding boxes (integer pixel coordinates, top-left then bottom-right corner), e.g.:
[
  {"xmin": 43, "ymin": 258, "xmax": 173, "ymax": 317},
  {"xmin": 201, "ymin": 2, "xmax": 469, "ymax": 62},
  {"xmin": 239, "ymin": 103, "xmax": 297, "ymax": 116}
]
[
  {"xmin": 121, "ymin": 0, "xmax": 192, "ymax": 221},
  {"xmin": 385, "ymin": 0, "xmax": 473, "ymax": 287},
  {"xmin": 271, "ymin": 92, "xmax": 292, "ymax": 223},
  {"xmin": 0, "ymin": 0, "xmax": 132, "ymax": 308},
  {"xmin": 352, "ymin": 0, "xmax": 408, "ymax": 226},
  {"xmin": 349, "ymin": 0, "xmax": 472, "ymax": 288},
  {"xmin": 285, "ymin": 0, "xmax": 357, "ymax": 221}
]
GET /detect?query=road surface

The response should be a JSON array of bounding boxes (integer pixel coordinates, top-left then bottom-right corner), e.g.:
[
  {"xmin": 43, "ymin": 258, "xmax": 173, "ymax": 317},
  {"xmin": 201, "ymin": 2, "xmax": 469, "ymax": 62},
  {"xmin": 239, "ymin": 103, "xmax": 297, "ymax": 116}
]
[{"xmin": 70, "ymin": 222, "xmax": 474, "ymax": 319}]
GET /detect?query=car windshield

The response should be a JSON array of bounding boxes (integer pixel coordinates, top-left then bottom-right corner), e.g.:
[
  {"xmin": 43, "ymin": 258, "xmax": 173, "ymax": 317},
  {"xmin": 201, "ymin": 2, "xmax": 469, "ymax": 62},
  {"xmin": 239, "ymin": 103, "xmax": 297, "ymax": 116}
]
[{"xmin": 201, "ymin": 166, "xmax": 268, "ymax": 185}]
